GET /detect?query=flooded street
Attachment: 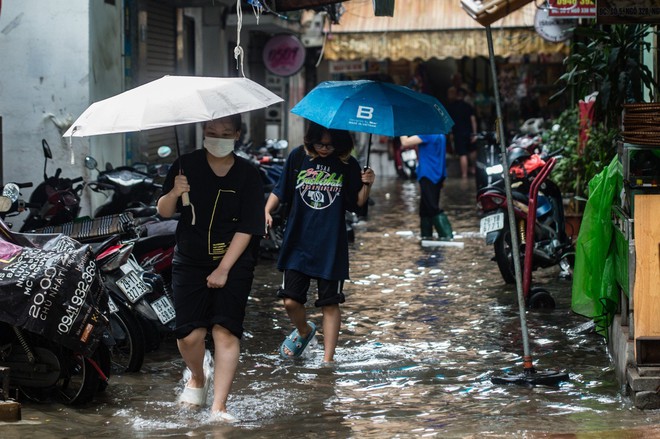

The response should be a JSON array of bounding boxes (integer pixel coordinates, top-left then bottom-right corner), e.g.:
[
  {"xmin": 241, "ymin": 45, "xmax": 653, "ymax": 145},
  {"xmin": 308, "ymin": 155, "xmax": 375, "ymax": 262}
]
[{"xmin": 4, "ymin": 173, "xmax": 660, "ymax": 438}]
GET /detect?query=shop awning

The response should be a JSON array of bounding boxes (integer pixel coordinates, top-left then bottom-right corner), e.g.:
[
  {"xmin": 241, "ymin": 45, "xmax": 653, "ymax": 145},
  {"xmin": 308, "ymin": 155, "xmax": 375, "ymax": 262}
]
[{"xmin": 324, "ymin": 0, "xmax": 570, "ymax": 60}]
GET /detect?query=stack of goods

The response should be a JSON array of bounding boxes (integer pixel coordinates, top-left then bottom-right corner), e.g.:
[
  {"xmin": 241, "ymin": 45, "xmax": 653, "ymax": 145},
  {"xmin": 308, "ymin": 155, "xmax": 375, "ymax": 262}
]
[{"xmin": 621, "ymin": 102, "xmax": 660, "ymax": 146}]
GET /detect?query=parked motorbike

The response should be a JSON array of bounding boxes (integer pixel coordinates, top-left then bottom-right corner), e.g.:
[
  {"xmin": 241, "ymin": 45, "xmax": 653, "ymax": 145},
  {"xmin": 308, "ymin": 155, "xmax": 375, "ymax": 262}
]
[
  {"xmin": 0, "ymin": 194, "xmax": 111, "ymax": 405},
  {"xmin": 477, "ymin": 147, "xmax": 574, "ymax": 306},
  {"xmin": 37, "ymin": 214, "xmax": 176, "ymax": 372},
  {"xmin": 20, "ymin": 139, "xmax": 84, "ymax": 232},
  {"xmin": 399, "ymin": 143, "xmax": 418, "ymax": 180},
  {"xmin": 83, "ymin": 155, "xmax": 166, "ymax": 218},
  {"xmin": 236, "ymin": 139, "xmax": 288, "ymax": 258}
]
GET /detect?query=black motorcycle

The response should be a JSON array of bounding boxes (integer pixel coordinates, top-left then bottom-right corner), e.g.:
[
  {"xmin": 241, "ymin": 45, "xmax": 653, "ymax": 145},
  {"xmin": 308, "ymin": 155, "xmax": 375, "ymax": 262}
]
[{"xmin": 84, "ymin": 155, "xmax": 165, "ymax": 218}]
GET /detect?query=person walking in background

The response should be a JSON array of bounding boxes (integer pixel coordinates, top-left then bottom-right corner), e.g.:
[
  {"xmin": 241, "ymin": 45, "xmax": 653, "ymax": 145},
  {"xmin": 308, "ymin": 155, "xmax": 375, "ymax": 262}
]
[
  {"xmin": 400, "ymin": 133, "xmax": 452, "ymax": 240},
  {"xmin": 264, "ymin": 121, "xmax": 375, "ymax": 364},
  {"xmin": 157, "ymin": 114, "xmax": 264, "ymax": 423},
  {"xmin": 447, "ymin": 87, "xmax": 478, "ymax": 179}
]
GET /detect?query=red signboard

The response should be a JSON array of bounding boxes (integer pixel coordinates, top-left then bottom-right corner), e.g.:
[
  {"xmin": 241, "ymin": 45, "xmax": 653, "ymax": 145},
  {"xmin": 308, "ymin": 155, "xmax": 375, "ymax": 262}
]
[
  {"xmin": 263, "ymin": 34, "xmax": 306, "ymax": 77},
  {"xmin": 548, "ymin": 0, "xmax": 596, "ymax": 17}
]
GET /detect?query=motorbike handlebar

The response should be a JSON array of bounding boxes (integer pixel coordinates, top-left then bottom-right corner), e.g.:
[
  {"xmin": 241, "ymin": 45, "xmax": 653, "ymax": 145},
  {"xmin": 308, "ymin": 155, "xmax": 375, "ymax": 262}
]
[{"xmin": 17, "ymin": 182, "xmax": 33, "ymax": 189}]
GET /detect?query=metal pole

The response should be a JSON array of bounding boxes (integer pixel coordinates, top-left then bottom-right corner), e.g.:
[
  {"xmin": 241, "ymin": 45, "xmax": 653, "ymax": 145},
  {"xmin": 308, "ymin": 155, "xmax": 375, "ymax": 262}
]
[
  {"xmin": 486, "ymin": 26, "xmax": 533, "ymax": 368},
  {"xmin": 365, "ymin": 132, "xmax": 373, "ymax": 169}
]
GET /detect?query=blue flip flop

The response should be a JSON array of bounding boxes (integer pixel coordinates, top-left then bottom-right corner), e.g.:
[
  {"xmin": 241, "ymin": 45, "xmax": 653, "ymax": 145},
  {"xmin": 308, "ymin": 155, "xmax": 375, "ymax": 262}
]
[{"xmin": 280, "ymin": 321, "xmax": 317, "ymax": 358}]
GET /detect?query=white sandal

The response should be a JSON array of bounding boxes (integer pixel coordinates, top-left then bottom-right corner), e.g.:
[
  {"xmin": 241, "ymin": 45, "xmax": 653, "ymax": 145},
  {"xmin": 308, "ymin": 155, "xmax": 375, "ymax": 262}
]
[
  {"xmin": 177, "ymin": 366, "xmax": 212, "ymax": 407},
  {"xmin": 209, "ymin": 411, "xmax": 238, "ymax": 424}
]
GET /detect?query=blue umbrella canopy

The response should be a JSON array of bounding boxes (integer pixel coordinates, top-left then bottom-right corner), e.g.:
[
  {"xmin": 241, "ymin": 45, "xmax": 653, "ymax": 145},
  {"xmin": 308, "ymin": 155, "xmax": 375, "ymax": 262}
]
[{"xmin": 290, "ymin": 80, "xmax": 454, "ymax": 136}]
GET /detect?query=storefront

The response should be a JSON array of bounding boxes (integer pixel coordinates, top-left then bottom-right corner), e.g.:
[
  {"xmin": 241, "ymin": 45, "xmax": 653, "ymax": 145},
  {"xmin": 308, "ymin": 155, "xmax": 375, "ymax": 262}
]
[{"xmin": 320, "ymin": 1, "xmax": 571, "ymax": 133}]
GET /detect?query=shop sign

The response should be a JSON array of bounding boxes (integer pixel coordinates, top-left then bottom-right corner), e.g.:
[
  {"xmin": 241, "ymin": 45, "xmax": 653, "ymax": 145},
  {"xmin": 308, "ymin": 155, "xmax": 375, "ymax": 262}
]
[
  {"xmin": 328, "ymin": 60, "xmax": 366, "ymax": 75},
  {"xmin": 263, "ymin": 34, "xmax": 306, "ymax": 77},
  {"xmin": 534, "ymin": 7, "xmax": 574, "ymax": 43},
  {"xmin": 597, "ymin": 0, "xmax": 660, "ymax": 24},
  {"xmin": 548, "ymin": 0, "xmax": 596, "ymax": 18}
]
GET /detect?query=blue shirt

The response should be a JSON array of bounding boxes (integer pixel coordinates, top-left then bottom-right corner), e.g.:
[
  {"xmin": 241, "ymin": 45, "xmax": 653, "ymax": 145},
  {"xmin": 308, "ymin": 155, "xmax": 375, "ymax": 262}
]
[{"xmin": 416, "ymin": 134, "xmax": 447, "ymax": 184}]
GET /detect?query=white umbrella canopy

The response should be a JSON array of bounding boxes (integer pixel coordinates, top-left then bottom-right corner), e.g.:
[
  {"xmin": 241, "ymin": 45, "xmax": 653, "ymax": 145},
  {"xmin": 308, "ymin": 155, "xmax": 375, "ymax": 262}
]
[{"xmin": 63, "ymin": 75, "xmax": 283, "ymax": 138}]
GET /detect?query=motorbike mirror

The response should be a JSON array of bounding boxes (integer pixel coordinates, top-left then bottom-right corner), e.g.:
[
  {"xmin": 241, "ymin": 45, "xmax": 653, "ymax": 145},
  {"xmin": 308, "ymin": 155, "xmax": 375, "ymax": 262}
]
[
  {"xmin": 157, "ymin": 146, "xmax": 172, "ymax": 158},
  {"xmin": 42, "ymin": 139, "xmax": 53, "ymax": 180},
  {"xmin": 42, "ymin": 139, "xmax": 53, "ymax": 159},
  {"xmin": 2, "ymin": 183, "xmax": 20, "ymax": 203},
  {"xmin": 84, "ymin": 156, "xmax": 98, "ymax": 170},
  {"xmin": 0, "ymin": 196, "xmax": 11, "ymax": 213},
  {"xmin": 157, "ymin": 164, "xmax": 172, "ymax": 178},
  {"xmin": 273, "ymin": 140, "xmax": 289, "ymax": 150}
]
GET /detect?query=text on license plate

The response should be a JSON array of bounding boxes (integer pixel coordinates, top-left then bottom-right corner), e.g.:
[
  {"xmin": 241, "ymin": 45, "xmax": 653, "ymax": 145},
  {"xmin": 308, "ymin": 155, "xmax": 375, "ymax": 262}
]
[
  {"xmin": 116, "ymin": 270, "xmax": 150, "ymax": 303},
  {"xmin": 150, "ymin": 296, "xmax": 176, "ymax": 324},
  {"xmin": 480, "ymin": 212, "xmax": 504, "ymax": 235}
]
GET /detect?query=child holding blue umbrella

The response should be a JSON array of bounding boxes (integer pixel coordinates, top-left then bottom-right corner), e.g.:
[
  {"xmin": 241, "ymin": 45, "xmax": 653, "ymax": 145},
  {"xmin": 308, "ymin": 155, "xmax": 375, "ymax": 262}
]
[{"xmin": 264, "ymin": 122, "xmax": 375, "ymax": 363}]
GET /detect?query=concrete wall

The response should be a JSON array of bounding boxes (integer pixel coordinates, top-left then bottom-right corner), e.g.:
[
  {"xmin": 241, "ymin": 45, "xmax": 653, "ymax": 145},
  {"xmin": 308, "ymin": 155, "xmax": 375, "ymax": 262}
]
[
  {"xmin": 0, "ymin": 0, "xmax": 124, "ymax": 222},
  {"xmin": 0, "ymin": 0, "xmax": 90, "ymax": 223}
]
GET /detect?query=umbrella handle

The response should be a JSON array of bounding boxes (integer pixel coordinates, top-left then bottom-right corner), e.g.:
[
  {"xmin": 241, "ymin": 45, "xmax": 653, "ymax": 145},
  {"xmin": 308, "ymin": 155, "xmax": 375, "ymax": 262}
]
[{"xmin": 181, "ymin": 192, "xmax": 190, "ymax": 206}]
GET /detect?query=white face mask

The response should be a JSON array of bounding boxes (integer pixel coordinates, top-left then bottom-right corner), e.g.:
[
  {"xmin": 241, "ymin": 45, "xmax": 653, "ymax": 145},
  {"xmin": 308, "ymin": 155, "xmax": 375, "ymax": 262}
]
[{"xmin": 203, "ymin": 137, "xmax": 235, "ymax": 157}]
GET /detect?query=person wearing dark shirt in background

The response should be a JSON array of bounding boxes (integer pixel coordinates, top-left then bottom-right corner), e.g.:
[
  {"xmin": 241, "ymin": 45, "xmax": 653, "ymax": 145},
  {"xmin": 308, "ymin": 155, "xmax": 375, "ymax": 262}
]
[{"xmin": 447, "ymin": 87, "xmax": 478, "ymax": 179}]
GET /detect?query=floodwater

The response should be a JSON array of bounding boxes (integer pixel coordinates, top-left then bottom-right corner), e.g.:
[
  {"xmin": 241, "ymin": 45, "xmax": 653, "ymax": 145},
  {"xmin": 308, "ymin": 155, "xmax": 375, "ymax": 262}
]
[{"xmin": 4, "ymin": 173, "xmax": 660, "ymax": 438}]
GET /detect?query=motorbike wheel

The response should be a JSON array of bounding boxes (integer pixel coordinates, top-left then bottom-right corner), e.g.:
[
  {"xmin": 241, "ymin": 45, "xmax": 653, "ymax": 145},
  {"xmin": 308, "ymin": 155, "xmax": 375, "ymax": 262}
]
[
  {"xmin": 527, "ymin": 288, "xmax": 555, "ymax": 310},
  {"xmin": 95, "ymin": 342, "xmax": 112, "ymax": 393},
  {"xmin": 109, "ymin": 299, "xmax": 146, "ymax": 374},
  {"xmin": 494, "ymin": 227, "xmax": 517, "ymax": 284},
  {"xmin": 54, "ymin": 347, "xmax": 104, "ymax": 405}
]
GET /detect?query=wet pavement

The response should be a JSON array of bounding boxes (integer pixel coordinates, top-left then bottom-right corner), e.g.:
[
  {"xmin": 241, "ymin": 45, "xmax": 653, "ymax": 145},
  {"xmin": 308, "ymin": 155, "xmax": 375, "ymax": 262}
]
[{"xmin": 4, "ymin": 172, "xmax": 660, "ymax": 438}]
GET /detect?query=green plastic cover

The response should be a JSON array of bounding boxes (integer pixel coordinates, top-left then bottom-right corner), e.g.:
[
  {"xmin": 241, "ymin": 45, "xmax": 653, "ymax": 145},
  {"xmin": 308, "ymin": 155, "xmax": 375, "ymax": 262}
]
[{"xmin": 571, "ymin": 156, "xmax": 623, "ymax": 337}]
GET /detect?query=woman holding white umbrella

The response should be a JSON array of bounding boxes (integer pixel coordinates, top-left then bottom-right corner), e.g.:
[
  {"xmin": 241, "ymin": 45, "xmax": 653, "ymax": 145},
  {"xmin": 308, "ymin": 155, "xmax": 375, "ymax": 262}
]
[{"xmin": 157, "ymin": 113, "xmax": 264, "ymax": 422}]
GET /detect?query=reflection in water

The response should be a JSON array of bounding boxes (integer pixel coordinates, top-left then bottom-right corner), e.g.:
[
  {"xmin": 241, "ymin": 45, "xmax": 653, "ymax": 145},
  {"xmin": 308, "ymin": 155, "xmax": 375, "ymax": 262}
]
[{"xmin": 4, "ymin": 176, "xmax": 660, "ymax": 438}]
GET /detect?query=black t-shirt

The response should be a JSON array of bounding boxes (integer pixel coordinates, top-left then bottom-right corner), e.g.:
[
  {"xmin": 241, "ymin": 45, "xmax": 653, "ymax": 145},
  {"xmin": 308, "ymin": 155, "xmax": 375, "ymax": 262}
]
[
  {"xmin": 272, "ymin": 146, "xmax": 362, "ymax": 280},
  {"xmin": 447, "ymin": 100, "xmax": 475, "ymax": 137},
  {"xmin": 161, "ymin": 150, "xmax": 265, "ymax": 266}
]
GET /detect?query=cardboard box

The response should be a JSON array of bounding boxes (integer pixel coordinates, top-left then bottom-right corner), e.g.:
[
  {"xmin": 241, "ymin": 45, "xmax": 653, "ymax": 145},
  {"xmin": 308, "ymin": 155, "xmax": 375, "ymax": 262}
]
[{"xmin": 460, "ymin": 0, "xmax": 532, "ymax": 26}]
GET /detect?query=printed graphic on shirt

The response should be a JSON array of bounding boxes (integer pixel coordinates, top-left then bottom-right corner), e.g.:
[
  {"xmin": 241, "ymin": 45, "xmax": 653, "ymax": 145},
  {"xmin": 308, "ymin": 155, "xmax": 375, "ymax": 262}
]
[
  {"xmin": 296, "ymin": 164, "xmax": 344, "ymax": 210},
  {"xmin": 208, "ymin": 189, "xmax": 236, "ymax": 258}
]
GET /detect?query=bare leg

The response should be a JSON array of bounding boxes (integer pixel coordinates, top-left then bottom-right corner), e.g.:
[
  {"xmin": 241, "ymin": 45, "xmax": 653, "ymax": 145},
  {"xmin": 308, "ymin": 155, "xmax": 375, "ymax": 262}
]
[
  {"xmin": 210, "ymin": 325, "xmax": 240, "ymax": 414},
  {"xmin": 460, "ymin": 155, "xmax": 469, "ymax": 178},
  {"xmin": 282, "ymin": 298, "xmax": 312, "ymax": 356},
  {"xmin": 469, "ymin": 150, "xmax": 477, "ymax": 175},
  {"xmin": 177, "ymin": 327, "xmax": 207, "ymax": 388},
  {"xmin": 321, "ymin": 304, "xmax": 341, "ymax": 363}
]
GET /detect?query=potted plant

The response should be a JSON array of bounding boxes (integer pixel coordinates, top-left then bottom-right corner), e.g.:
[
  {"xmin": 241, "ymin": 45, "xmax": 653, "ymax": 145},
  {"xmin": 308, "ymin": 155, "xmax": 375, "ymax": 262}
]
[{"xmin": 546, "ymin": 23, "xmax": 657, "ymax": 229}]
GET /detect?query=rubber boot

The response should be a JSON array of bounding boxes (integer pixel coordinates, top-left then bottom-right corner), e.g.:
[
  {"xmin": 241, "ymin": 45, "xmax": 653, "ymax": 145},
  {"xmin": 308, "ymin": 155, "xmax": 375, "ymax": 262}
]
[
  {"xmin": 420, "ymin": 216, "xmax": 433, "ymax": 240},
  {"xmin": 432, "ymin": 212, "xmax": 453, "ymax": 240}
]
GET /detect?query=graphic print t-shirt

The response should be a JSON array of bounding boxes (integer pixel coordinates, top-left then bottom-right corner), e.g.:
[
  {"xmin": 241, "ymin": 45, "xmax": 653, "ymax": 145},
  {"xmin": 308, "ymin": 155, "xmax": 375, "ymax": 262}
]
[
  {"xmin": 273, "ymin": 146, "xmax": 362, "ymax": 280},
  {"xmin": 162, "ymin": 150, "xmax": 265, "ymax": 266}
]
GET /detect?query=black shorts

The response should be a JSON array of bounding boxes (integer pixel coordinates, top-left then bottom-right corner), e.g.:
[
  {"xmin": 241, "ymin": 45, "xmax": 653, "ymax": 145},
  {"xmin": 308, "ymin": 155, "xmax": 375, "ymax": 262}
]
[
  {"xmin": 171, "ymin": 261, "xmax": 254, "ymax": 339},
  {"xmin": 277, "ymin": 269, "xmax": 346, "ymax": 307},
  {"xmin": 453, "ymin": 134, "xmax": 476, "ymax": 156}
]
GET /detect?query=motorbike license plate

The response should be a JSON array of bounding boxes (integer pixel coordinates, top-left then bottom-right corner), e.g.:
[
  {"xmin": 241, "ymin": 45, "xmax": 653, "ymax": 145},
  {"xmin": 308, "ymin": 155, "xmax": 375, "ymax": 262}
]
[
  {"xmin": 108, "ymin": 296, "xmax": 119, "ymax": 314},
  {"xmin": 480, "ymin": 212, "xmax": 504, "ymax": 235},
  {"xmin": 150, "ymin": 296, "xmax": 176, "ymax": 324},
  {"xmin": 401, "ymin": 149, "xmax": 417, "ymax": 161},
  {"xmin": 116, "ymin": 269, "xmax": 150, "ymax": 303}
]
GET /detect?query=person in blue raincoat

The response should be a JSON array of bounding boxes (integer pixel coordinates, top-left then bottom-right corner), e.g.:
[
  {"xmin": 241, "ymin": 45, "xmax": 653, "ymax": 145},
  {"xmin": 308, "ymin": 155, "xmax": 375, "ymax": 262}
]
[
  {"xmin": 400, "ymin": 133, "xmax": 452, "ymax": 240},
  {"xmin": 264, "ymin": 122, "xmax": 375, "ymax": 363}
]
